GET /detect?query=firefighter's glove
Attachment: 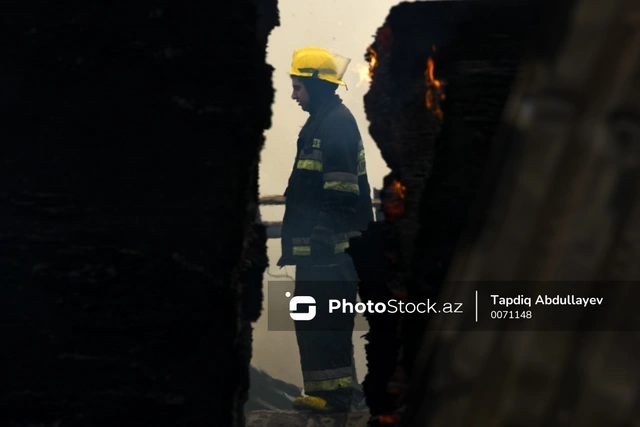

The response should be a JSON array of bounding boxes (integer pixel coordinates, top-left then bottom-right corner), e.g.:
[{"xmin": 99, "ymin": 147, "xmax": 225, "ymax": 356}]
[{"xmin": 310, "ymin": 225, "xmax": 334, "ymax": 259}]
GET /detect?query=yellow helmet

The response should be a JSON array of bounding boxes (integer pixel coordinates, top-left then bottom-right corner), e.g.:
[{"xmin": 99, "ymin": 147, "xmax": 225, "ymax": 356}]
[{"xmin": 289, "ymin": 46, "xmax": 351, "ymax": 87}]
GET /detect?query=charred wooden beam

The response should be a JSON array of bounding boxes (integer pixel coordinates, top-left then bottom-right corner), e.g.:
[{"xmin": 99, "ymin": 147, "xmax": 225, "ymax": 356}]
[
  {"xmin": 258, "ymin": 196, "xmax": 381, "ymax": 239},
  {"xmin": 259, "ymin": 195, "xmax": 287, "ymax": 205}
]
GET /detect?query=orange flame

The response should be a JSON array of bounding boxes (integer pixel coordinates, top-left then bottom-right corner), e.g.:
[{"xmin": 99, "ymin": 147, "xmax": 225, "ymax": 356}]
[
  {"xmin": 425, "ymin": 45, "xmax": 445, "ymax": 120},
  {"xmin": 385, "ymin": 201, "xmax": 404, "ymax": 221},
  {"xmin": 391, "ymin": 179, "xmax": 406, "ymax": 200},
  {"xmin": 426, "ymin": 58, "xmax": 441, "ymax": 90},
  {"xmin": 352, "ymin": 45, "xmax": 378, "ymax": 87},
  {"xmin": 377, "ymin": 414, "xmax": 401, "ymax": 424},
  {"xmin": 384, "ymin": 179, "xmax": 407, "ymax": 222},
  {"xmin": 368, "ymin": 46, "xmax": 378, "ymax": 78}
]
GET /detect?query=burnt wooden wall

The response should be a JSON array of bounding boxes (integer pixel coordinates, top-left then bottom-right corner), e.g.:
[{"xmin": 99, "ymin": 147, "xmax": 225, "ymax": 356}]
[
  {"xmin": 348, "ymin": 0, "xmax": 640, "ymax": 426},
  {"xmin": 348, "ymin": 2, "xmax": 572, "ymax": 424},
  {"xmin": 403, "ymin": 0, "xmax": 640, "ymax": 425},
  {"xmin": 1, "ymin": 1, "xmax": 278, "ymax": 426}
]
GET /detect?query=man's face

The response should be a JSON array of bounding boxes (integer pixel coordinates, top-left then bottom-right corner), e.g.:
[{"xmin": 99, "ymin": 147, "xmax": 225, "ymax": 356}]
[{"xmin": 291, "ymin": 77, "xmax": 310, "ymax": 112}]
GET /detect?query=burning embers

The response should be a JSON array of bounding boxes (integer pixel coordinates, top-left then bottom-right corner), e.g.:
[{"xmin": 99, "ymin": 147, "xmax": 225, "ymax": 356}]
[
  {"xmin": 353, "ymin": 45, "xmax": 378, "ymax": 87},
  {"xmin": 383, "ymin": 178, "xmax": 407, "ymax": 222},
  {"xmin": 390, "ymin": 178, "xmax": 406, "ymax": 199},
  {"xmin": 354, "ymin": 41, "xmax": 444, "ymax": 121},
  {"xmin": 367, "ymin": 46, "xmax": 378, "ymax": 78},
  {"xmin": 425, "ymin": 45, "xmax": 445, "ymax": 120}
]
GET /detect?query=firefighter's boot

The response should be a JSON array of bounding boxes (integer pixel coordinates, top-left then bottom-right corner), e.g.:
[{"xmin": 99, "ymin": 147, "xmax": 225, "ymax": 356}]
[
  {"xmin": 292, "ymin": 392, "xmax": 352, "ymax": 413},
  {"xmin": 292, "ymin": 396, "xmax": 332, "ymax": 412}
]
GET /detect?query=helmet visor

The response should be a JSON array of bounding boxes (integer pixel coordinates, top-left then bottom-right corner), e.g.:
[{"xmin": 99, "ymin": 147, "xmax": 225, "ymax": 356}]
[
  {"xmin": 297, "ymin": 54, "xmax": 351, "ymax": 80},
  {"xmin": 327, "ymin": 53, "xmax": 351, "ymax": 81}
]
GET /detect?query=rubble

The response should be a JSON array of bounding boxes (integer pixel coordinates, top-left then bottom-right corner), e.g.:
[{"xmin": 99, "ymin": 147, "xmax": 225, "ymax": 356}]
[{"xmin": 245, "ymin": 410, "xmax": 369, "ymax": 427}]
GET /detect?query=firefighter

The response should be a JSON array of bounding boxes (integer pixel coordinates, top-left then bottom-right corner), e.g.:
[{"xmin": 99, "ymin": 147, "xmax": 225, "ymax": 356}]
[{"xmin": 277, "ymin": 46, "xmax": 373, "ymax": 412}]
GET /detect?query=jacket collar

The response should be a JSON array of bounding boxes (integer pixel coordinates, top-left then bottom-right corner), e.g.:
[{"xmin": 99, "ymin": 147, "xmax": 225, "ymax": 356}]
[{"xmin": 309, "ymin": 94, "xmax": 342, "ymax": 117}]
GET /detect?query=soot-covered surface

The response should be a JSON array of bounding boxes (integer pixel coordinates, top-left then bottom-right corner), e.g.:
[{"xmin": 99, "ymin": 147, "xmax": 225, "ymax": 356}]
[
  {"xmin": 1, "ymin": 1, "xmax": 277, "ymax": 426},
  {"xmin": 348, "ymin": 1, "xmax": 572, "ymax": 424}
]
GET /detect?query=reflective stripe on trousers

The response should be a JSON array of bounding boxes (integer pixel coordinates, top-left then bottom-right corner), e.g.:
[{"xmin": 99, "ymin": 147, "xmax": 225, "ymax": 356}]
[
  {"xmin": 292, "ymin": 231, "xmax": 360, "ymax": 256},
  {"xmin": 302, "ymin": 366, "xmax": 353, "ymax": 392}
]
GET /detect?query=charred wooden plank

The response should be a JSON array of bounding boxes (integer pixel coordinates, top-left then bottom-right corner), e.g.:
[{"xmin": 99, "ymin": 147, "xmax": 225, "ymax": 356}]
[{"xmin": 259, "ymin": 195, "xmax": 287, "ymax": 205}]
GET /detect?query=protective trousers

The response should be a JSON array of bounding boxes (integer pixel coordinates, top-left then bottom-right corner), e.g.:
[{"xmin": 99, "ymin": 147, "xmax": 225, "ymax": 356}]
[{"xmin": 294, "ymin": 261, "xmax": 359, "ymax": 411}]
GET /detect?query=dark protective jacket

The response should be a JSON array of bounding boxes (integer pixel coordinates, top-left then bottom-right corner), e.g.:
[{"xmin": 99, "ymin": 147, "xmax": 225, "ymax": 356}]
[{"xmin": 278, "ymin": 95, "xmax": 373, "ymax": 267}]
